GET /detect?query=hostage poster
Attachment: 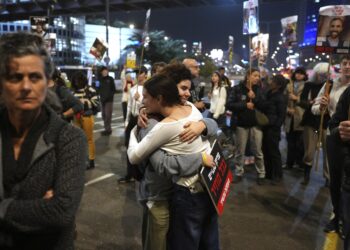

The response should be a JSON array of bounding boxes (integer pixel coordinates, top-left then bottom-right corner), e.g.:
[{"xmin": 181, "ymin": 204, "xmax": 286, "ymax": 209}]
[
  {"xmin": 281, "ymin": 15, "xmax": 298, "ymax": 47},
  {"xmin": 243, "ymin": 0, "xmax": 259, "ymax": 35},
  {"xmin": 89, "ymin": 38, "xmax": 108, "ymax": 61},
  {"xmin": 251, "ymin": 33, "xmax": 269, "ymax": 65},
  {"xmin": 315, "ymin": 5, "xmax": 350, "ymax": 54}
]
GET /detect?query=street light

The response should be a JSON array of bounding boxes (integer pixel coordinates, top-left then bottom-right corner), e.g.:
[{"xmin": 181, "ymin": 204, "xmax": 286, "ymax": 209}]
[
  {"xmin": 129, "ymin": 24, "xmax": 135, "ymax": 29},
  {"xmin": 164, "ymin": 36, "xmax": 168, "ymax": 41}
]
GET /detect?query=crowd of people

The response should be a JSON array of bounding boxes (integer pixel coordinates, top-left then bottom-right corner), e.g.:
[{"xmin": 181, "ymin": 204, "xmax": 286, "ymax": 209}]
[{"xmin": 1, "ymin": 31, "xmax": 350, "ymax": 250}]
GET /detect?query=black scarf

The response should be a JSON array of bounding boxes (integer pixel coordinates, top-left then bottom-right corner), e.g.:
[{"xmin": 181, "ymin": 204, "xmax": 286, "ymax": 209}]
[{"xmin": 0, "ymin": 108, "xmax": 48, "ymax": 197}]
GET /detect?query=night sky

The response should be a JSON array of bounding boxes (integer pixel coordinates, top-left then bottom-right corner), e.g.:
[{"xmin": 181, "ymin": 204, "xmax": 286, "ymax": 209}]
[{"xmin": 113, "ymin": 2, "xmax": 300, "ymax": 52}]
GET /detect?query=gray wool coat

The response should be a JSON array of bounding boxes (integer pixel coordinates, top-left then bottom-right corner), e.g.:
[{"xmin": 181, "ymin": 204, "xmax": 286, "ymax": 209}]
[{"xmin": 0, "ymin": 105, "xmax": 87, "ymax": 250}]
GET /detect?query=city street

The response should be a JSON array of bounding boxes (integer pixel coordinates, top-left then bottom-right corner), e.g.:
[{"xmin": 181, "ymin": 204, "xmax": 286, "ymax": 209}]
[{"xmin": 75, "ymin": 93, "xmax": 340, "ymax": 250}]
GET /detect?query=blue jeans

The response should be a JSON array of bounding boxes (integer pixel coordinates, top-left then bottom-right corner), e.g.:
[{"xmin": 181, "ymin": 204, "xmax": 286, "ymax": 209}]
[{"xmin": 168, "ymin": 185, "xmax": 220, "ymax": 250}]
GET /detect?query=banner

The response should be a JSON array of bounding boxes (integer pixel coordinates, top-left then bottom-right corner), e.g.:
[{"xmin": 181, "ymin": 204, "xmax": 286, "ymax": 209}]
[
  {"xmin": 228, "ymin": 36, "xmax": 234, "ymax": 64},
  {"xmin": 251, "ymin": 33, "xmax": 269, "ymax": 66},
  {"xmin": 200, "ymin": 140, "xmax": 233, "ymax": 216},
  {"xmin": 45, "ymin": 33, "xmax": 56, "ymax": 55},
  {"xmin": 142, "ymin": 9, "xmax": 152, "ymax": 46},
  {"xmin": 315, "ymin": 5, "xmax": 350, "ymax": 54},
  {"xmin": 30, "ymin": 16, "xmax": 49, "ymax": 37},
  {"xmin": 89, "ymin": 38, "xmax": 108, "ymax": 61},
  {"xmin": 243, "ymin": 0, "xmax": 259, "ymax": 35},
  {"xmin": 126, "ymin": 52, "xmax": 137, "ymax": 69},
  {"xmin": 281, "ymin": 15, "xmax": 298, "ymax": 47}
]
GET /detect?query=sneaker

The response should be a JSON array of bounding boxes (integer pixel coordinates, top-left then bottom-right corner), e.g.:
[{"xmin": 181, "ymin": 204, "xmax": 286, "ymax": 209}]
[
  {"xmin": 324, "ymin": 218, "xmax": 338, "ymax": 233},
  {"xmin": 118, "ymin": 176, "xmax": 135, "ymax": 184},
  {"xmin": 232, "ymin": 175, "xmax": 242, "ymax": 183}
]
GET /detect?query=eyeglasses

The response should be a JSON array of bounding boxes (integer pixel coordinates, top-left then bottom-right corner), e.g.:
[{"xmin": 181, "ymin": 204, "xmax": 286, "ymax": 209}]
[{"xmin": 189, "ymin": 65, "xmax": 199, "ymax": 69}]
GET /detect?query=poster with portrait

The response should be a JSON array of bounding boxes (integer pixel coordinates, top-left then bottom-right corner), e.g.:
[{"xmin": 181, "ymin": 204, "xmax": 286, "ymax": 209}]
[
  {"xmin": 228, "ymin": 36, "xmax": 234, "ymax": 64},
  {"xmin": 315, "ymin": 5, "xmax": 350, "ymax": 54},
  {"xmin": 30, "ymin": 16, "xmax": 49, "ymax": 37},
  {"xmin": 281, "ymin": 15, "xmax": 298, "ymax": 48},
  {"xmin": 251, "ymin": 33, "xmax": 269, "ymax": 65},
  {"xmin": 89, "ymin": 38, "xmax": 108, "ymax": 61},
  {"xmin": 243, "ymin": 0, "xmax": 259, "ymax": 35},
  {"xmin": 45, "ymin": 33, "xmax": 56, "ymax": 55}
]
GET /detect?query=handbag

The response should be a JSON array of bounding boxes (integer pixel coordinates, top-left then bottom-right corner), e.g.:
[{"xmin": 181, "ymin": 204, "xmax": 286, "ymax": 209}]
[{"xmin": 255, "ymin": 110, "xmax": 269, "ymax": 126}]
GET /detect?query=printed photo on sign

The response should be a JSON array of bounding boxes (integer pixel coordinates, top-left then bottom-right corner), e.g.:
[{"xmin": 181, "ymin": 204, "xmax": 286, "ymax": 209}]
[
  {"xmin": 251, "ymin": 33, "xmax": 269, "ymax": 63},
  {"xmin": 45, "ymin": 33, "xmax": 56, "ymax": 55},
  {"xmin": 30, "ymin": 16, "xmax": 49, "ymax": 37},
  {"xmin": 89, "ymin": 38, "xmax": 108, "ymax": 61},
  {"xmin": 243, "ymin": 0, "xmax": 259, "ymax": 35},
  {"xmin": 281, "ymin": 15, "xmax": 298, "ymax": 47},
  {"xmin": 315, "ymin": 5, "xmax": 350, "ymax": 54}
]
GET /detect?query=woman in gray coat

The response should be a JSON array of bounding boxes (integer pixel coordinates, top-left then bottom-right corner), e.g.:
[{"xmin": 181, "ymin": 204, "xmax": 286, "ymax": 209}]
[{"xmin": 0, "ymin": 32, "xmax": 87, "ymax": 249}]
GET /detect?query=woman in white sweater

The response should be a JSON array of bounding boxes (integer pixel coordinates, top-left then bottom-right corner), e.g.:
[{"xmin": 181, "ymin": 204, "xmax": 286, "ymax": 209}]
[
  {"xmin": 208, "ymin": 71, "xmax": 227, "ymax": 127},
  {"xmin": 127, "ymin": 74, "xmax": 220, "ymax": 250}
]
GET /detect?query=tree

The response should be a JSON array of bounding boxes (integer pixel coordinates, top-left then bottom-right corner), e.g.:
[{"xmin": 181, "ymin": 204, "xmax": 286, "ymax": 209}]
[{"xmin": 124, "ymin": 30, "xmax": 187, "ymax": 65}]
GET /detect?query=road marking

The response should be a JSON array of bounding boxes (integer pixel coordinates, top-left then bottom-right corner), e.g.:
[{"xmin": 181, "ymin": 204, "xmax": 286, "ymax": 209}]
[
  {"xmin": 85, "ymin": 173, "xmax": 115, "ymax": 186},
  {"xmin": 323, "ymin": 232, "xmax": 339, "ymax": 250}
]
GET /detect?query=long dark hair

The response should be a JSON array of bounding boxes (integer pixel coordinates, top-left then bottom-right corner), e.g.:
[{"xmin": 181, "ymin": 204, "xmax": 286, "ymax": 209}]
[
  {"xmin": 244, "ymin": 68, "xmax": 260, "ymax": 85},
  {"xmin": 271, "ymin": 74, "xmax": 288, "ymax": 92},
  {"xmin": 210, "ymin": 71, "xmax": 222, "ymax": 93}
]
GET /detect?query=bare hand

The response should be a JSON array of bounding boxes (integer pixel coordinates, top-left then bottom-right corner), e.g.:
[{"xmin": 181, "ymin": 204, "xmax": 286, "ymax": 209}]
[
  {"xmin": 134, "ymin": 92, "xmax": 140, "ymax": 101},
  {"xmin": 247, "ymin": 90, "xmax": 255, "ymax": 99},
  {"xmin": 202, "ymin": 152, "xmax": 215, "ymax": 168},
  {"xmin": 289, "ymin": 94, "xmax": 298, "ymax": 101},
  {"xmin": 137, "ymin": 108, "xmax": 148, "ymax": 128},
  {"xmin": 194, "ymin": 101, "xmax": 205, "ymax": 110},
  {"xmin": 43, "ymin": 189, "xmax": 54, "ymax": 199},
  {"xmin": 179, "ymin": 121, "xmax": 206, "ymax": 143},
  {"xmin": 339, "ymin": 121, "xmax": 350, "ymax": 141},
  {"xmin": 319, "ymin": 96, "xmax": 329, "ymax": 110},
  {"xmin": 247, "ymin": 102, "xmax": 254, "ymax": 110},
  {"xmin": 208, "ymin": 92, "xmax": 212, "ymax": 99},
  {"xmin": 287, "ymin": 108, "xmax": 295, "ymax": 115}
]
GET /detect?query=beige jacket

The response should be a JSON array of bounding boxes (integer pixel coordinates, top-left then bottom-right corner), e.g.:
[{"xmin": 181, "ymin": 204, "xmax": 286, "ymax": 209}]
[{"xmin": 284, "ymin": 80, "xmax": 305, "ymax": 132}]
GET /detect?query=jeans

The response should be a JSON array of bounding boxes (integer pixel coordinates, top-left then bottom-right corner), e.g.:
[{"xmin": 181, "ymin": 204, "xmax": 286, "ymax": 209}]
[
  {"xmin": 234, "ymin": 126, "xmax": 265, "ymax": 178},
  {"xmin": 102, "ymin": 101, "xmax": 113, "ymax": 132},
  {"xmin": 168, "ymin": 185, "xmax": 219, "ymax": 250}
]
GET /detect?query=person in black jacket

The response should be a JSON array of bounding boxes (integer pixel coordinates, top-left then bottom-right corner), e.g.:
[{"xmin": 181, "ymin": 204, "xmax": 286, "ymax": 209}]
[
  {"xmin": 98, "ymin": 66, "xmax": 116, "ymax": 135},
  {"xmin": 298, "ymin": 63, "xmax": 329, "ymax": 185},
  {"xmin": 262, "ymin": 74, "xmax": 288, "ymax": 184},
  {"xmin": 328, "ymin": 85, "xmax": 350, "ymax": 249},
  {"xmin": 226, "ymin": 68, "xmax": 266, "ymax": 184},
  {"xmin": 49, "ymin": 68, "xmax": 83, "ymax": 122}
]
